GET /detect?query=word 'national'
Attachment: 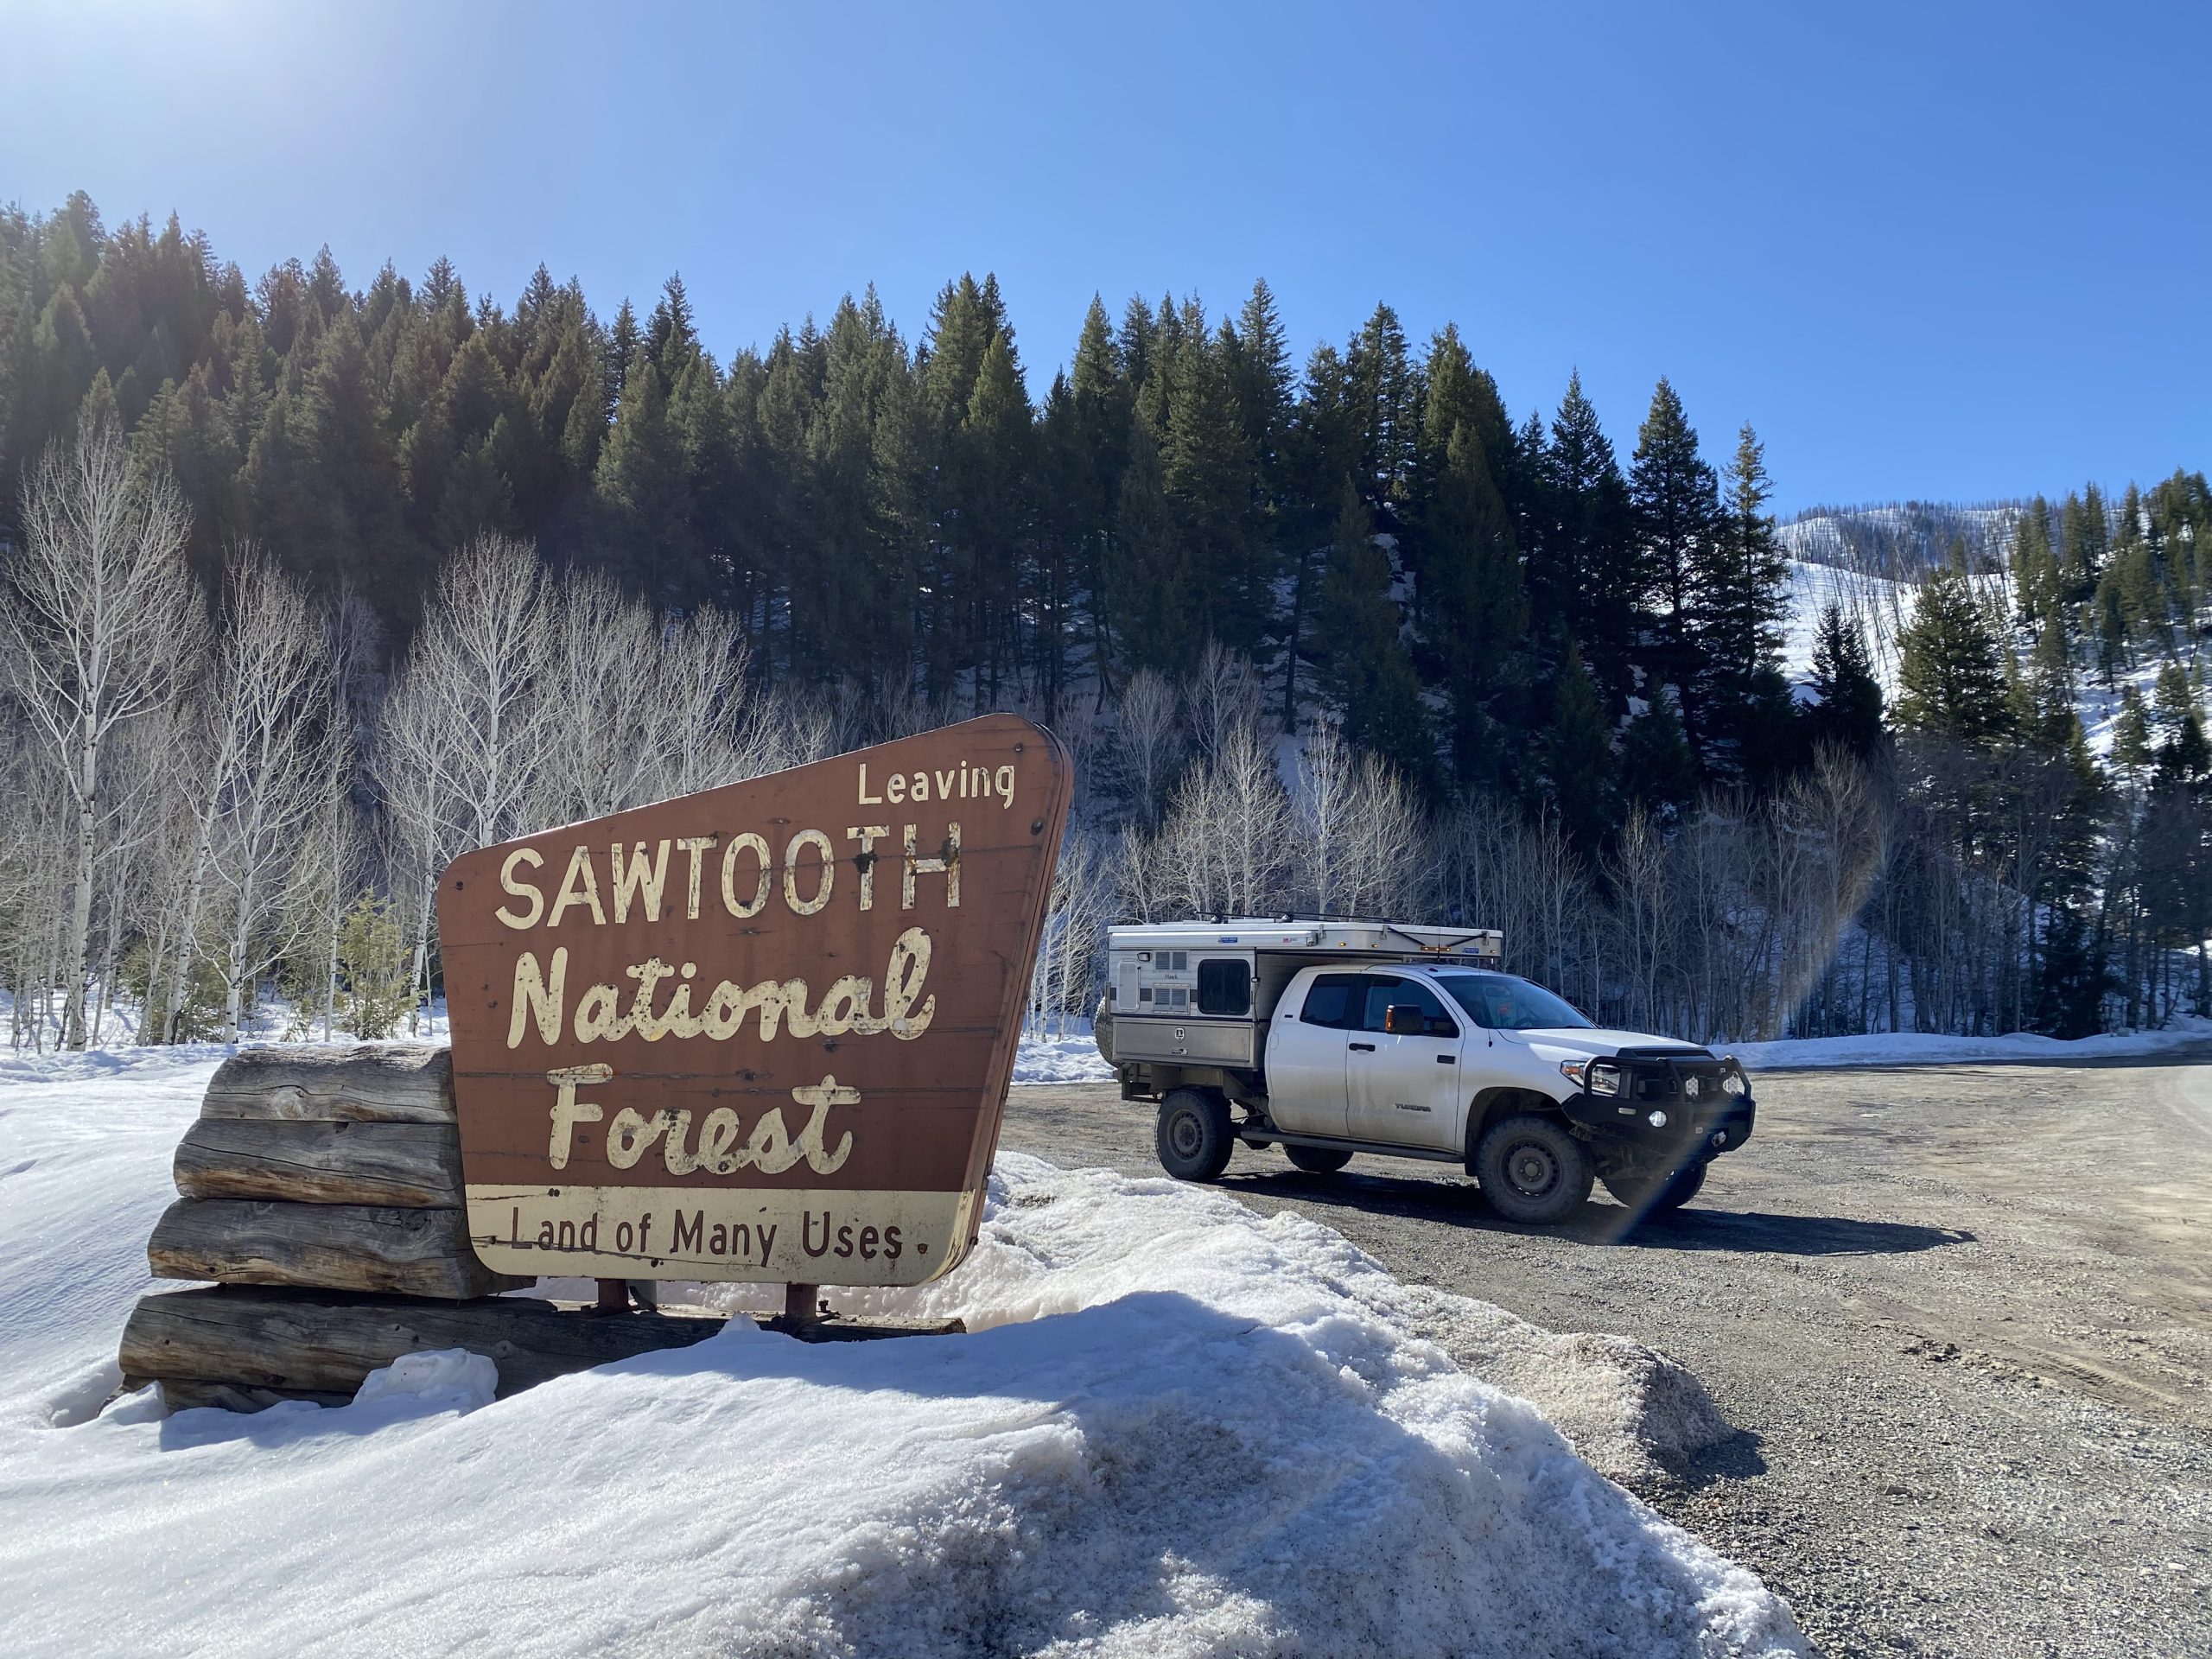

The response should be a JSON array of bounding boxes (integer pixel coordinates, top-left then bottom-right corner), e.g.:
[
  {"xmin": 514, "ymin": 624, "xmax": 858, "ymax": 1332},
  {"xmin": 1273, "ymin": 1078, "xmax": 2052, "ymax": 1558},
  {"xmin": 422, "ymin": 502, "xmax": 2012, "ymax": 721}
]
[{"xmin": 505, "ymin": 926, "xmax": 937, "ymax": 1051}]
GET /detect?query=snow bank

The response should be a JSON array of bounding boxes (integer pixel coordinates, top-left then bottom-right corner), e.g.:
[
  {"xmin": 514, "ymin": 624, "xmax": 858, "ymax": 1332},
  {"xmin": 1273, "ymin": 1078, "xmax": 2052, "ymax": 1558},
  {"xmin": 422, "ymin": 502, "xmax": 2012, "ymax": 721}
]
[
  {"xmin": 1732, "ymin": 1016, "xmax": 2212, "ymax": 1071},
  {"xmin": 1013, "ymin": 1021, "xmax": 1115, "ymax": 1084},
  {"xmin": 350, "ymin": 1347, "xmax": 499, "ymax": 1414},
  {"xmin": 0, "ymin": 1053, "xmax": 1802, "ymax": 1657}
]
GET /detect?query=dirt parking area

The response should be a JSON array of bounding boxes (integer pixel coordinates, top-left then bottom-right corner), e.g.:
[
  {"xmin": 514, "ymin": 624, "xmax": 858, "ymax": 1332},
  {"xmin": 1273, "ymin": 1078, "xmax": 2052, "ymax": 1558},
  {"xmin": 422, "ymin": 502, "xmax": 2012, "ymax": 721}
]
[{"xmin": 1002, "ymin": 1052, "xmax": 2212, "ymax": 1658}]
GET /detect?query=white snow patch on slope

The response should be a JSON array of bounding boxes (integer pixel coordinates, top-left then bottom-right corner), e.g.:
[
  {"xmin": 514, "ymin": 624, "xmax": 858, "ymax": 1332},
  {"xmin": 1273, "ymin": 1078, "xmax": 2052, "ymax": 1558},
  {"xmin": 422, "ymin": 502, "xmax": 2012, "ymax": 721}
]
[
  {"xmin": 1777, "ymin": 559, "xmax": 1919, "ymax": 694},
  {"xmin": 0, "ymin": 1052, "xmax": 1802, "ymax": 1658}
]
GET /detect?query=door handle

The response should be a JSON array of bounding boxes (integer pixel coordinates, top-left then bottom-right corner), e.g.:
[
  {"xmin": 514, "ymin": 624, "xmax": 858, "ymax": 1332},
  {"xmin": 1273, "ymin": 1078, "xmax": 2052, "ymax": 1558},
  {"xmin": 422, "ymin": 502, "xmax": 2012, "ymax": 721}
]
[
  {"xmin": 1348, "ymin": 1042, "xmax": 1376, "ymax": 1052},
  {"xmin": 1435, "ymin": 1055, "xmax": 1455, "ymax": 1064}
]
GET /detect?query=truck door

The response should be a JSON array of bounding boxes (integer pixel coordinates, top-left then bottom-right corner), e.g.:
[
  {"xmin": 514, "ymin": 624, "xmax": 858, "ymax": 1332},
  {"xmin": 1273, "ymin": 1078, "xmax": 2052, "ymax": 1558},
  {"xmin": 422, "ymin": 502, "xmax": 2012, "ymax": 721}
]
[
  {"xmin": 1346, "ymin": 975, "xmax": 1465, "ymax": 1153},
  {"xmin": 1264, "ymin": 971, "xmax": 1363, "ymax": 1136}
]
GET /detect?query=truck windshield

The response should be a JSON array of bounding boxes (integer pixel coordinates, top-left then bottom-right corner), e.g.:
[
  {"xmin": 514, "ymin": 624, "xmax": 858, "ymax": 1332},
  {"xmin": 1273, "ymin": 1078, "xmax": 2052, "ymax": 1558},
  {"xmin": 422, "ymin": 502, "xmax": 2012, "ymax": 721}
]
[{"xmin": 1433, "ymin": 972, "xmax": 1592, "ymax": 1032}]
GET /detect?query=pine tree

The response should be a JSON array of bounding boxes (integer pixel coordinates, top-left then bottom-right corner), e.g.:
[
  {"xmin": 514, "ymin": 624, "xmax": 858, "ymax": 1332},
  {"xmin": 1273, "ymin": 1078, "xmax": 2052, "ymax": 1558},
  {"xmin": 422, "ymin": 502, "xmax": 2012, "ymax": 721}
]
[
  {"xmin": 1619, "ymin": 689, "xmax": 1700, "ymax": 823},
  {"xmin": 606, "ymin": 299, "xmax": 639, "ymax": 410},
  {"xmin": 1541, "ymin": 643, "xmax": 1615, "ymax": 852},
  {"xmin": 1321, "ymin": 480, "xmax": 1433, "ymax": 787},
  {"xmin": 1346, "ymin": 304, "xmax": 1417, "ymax": 512},
  {"xmin": 1893, "ymin": 565, "xmax": 2012, "ymax": 747},
  {"xmin": 1695, "ymin": 423, "xmax": 1791, "ymax": 759},
  {"xmin": 1628, "ymin": 378, "xmax": 1721, "ymax": 751},
  {"xmin": 2153, "ymin": 660, "xmax": 2210, "ymax": 785},
  {"xmin": 2010, "ymin": 499, "xmax": 2061, "ymax": 628},
  {"xmin": 1804, "ymin": 603, "xmax": 1885, "ymax": 758},
  {"xmin": 594, "ymin": 341, "xmax": 693, "ymax": 607},
  {"xmin": 1162, "ymin": 328, "xmax": 1259, "ymax": 654},
  {"xmin": 1538, "ymin": 372, "xmax": 1636, "ymax": 701},
  {"xmin": 1106, "ymin": 416, "xmax": 1197, "ymax": 677},
  {"xmin": 2112, "ymin": 686, "xmax": 2155, "ymax": 785},
  {"xmin": 1420, "ymin": 420, "xmax": 1526, "ymax": 787},
  {"xmin": 2059, "ymin": 485, "xmax": 2107, "ymax": 601}
]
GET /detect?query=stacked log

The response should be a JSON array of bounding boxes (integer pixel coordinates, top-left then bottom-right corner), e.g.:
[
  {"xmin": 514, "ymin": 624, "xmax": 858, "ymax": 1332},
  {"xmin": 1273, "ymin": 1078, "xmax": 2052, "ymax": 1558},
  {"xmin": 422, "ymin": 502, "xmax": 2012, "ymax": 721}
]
[
  {"xmin": 119, "ymin": 1044, "xmax": 957, "ymax": 1414},
  {"xmin": 145, "ymin": 1046, "xmax": 520, "ymax": 1300}
]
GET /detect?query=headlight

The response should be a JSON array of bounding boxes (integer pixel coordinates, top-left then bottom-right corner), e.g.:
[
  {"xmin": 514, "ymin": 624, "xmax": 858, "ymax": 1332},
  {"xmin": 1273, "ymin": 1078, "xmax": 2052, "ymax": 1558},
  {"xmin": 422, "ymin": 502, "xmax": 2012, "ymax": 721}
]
[
  {"xmin": 1561, "ymin": 1058, "xmax": 1620, "ymax": 1096},
  {"xmin": 1647, "ymin": 1109, "xmax": 1669, "ymax": 1128},
  {"xmin": 1721, "ymin": 1061, "xmax": 1747, "ymax": 1096}
]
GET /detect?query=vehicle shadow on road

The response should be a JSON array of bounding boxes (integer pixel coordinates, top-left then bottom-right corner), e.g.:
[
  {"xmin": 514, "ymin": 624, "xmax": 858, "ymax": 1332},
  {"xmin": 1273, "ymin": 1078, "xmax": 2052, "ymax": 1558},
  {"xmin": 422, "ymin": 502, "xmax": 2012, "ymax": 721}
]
[{"xmin": 1222, "ymin": 1168, "xmax": 1971, "ymax": 1258}]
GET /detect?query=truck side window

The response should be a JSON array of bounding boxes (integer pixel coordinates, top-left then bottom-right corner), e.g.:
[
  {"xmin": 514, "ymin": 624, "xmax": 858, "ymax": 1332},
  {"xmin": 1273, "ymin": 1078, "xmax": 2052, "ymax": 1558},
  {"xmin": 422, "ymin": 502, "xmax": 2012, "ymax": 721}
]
[
  {"xmin": 1298, "ymin": 974, "xmax": 1363, "ymax": 1029},
  {"xmin": 1197, "ymin": 959, "xmax": 1251, "ymax": 1016},
  {"xmin": 1360, "ymin": 976, "xmax": 1456, "ymax": 1036}
]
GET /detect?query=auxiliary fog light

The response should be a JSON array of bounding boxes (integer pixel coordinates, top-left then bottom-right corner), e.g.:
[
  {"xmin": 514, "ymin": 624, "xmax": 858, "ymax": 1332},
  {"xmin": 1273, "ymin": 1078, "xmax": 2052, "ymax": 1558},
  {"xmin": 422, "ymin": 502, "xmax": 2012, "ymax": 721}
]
[{"xmin": 1646, "ymin": 1109, "xmax": 1669, "ymax": 1128}]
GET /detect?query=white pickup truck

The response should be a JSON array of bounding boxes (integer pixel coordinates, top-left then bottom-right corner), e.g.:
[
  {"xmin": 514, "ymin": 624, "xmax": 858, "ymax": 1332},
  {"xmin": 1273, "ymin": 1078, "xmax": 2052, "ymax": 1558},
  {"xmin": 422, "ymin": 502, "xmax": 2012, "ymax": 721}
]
[{"xmin": 1096, "ymin": 921, "xmax": 1755, "ymax": 1224}]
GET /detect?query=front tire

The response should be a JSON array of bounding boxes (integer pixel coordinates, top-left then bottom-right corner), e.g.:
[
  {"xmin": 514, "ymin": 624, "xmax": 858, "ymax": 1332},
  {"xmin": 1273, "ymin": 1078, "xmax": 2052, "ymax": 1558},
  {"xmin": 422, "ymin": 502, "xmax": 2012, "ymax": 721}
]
[
  {"xmin": 1603, "ymin": 1160, "xmax": 1708, "ymax": 1215},
  {"xmin": 1283, "ymin": 1144, "xmax": 1352, "ymax": 1174},
  {"xmin": 1474, "ymin": 1114, "xmax": 1594, "ymax": 1224},
  {"xmin": 1155, "ymin": 1089, "xmax": 1233, "ymax": 1181}
]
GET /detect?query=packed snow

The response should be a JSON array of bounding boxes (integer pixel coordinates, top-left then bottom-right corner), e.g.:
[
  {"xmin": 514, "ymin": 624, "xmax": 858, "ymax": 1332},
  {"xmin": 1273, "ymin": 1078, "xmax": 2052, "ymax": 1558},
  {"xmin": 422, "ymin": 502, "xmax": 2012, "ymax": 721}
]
[
  {"xmin": 1729, "ymin": 1016, "xmax": 2212, "ymax": 1071},
  {"xmin": 0, "ymin": 1046, "xmax": 1804, "ymax": 1657},
  {"xmin": 1013, "ymin": 1021, "xmax": 1116, "ymax": 1084}
]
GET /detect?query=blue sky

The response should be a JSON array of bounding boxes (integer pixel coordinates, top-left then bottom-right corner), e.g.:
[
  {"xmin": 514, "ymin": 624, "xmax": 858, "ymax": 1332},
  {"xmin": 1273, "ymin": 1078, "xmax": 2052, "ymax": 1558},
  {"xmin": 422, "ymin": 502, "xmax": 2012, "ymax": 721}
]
[{"xmin": 4, "ymin": 0, "xmax": 2205, "ymax": 512}]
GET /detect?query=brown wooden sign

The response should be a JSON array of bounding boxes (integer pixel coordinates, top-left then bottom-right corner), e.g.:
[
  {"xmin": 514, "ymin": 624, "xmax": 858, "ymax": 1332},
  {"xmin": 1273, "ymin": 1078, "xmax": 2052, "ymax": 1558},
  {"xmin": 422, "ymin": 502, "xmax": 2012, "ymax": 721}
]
[{"xmin": 437, "ymin": 713, "xmax": 1071, "ymax": 1287}]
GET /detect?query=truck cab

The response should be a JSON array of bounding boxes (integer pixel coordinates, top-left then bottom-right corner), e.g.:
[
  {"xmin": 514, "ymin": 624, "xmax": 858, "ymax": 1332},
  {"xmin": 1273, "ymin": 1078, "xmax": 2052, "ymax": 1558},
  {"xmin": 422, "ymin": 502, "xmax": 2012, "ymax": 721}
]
[{"xmin": 1097, "ymin": 921, "xmax": 1756, "ymax": 1224}]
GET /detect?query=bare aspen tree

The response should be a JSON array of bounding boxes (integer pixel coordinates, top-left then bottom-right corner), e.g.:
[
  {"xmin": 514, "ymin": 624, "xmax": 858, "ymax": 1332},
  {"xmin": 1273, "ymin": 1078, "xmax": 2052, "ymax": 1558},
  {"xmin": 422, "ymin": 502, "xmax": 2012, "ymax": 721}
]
[
  {"xmin": 1184, "ymin": 643, "xmax": 1264, "ymax": 765},
  {"xmin": 87, "ymin": 710, "xmax": 181, "ymax": 1042},
  {"xmin": 0, "ymin": 726, "xmax": 70, "ymax": 1046},
  {"xmin": 1112, "ymin": 821, "xmax": 1172, "ymax": 925},
  {"xmin": 372, "ymin": 533, "xmax": 555, "ymax": 1025},
  {"xmin": 655, "ymin": 605, "xmax": 757, "ymax": 797},
  {"xmin": 536, "ymin": 572, "xmax": 670, "ymax": 823},
  {"xmin": 1291, "ymin": 719, "xmax": 1354, "ymax": 915},
  {"xmin": 194, "ymin": 556, "xmax": 337, "ymax": 1041},
  {"xmin": 1113, "ymin": 669, "xmax": 1181, "ymax": 830},
  {"xmin": 1152, "ymin": 721, "xmax": 1288, "ymax": 918},
  {"xmin": 0, "ymin": 416, "xmax": 200, "ymax": 1048},
  {"xmin": 300, "ymin": 587, "xmax": 377, "ymax": 1042},
  {"xmin": 1607, "ymin": 804, "xmax": 1669, "ymax": 1032},
  {"xmin": 1029, "ymin": 829, "xmax": 1116, "ymax": 1038},
  {"xmin": 1338, "ymin": 749, "xmax": 1423, "ymax": 919}
]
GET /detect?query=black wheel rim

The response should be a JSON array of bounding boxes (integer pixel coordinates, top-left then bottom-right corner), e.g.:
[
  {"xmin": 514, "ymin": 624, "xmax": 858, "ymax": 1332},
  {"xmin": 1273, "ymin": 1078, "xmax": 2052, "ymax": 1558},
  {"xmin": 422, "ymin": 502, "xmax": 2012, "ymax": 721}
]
[
  {"xmin": 1169, "ymin": 1111, "xmax": 1203, "ymax": 1159},
  {"xmin": 1503, "ymin": 1139, "xmax": 1560, "ymax": 1199}
]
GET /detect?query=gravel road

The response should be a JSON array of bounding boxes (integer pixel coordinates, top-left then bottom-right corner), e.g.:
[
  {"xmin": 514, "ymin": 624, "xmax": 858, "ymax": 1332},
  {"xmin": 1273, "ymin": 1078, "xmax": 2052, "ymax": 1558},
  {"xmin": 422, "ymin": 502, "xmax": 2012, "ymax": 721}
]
[{"xmin": 1001, "ymin": 1052, "xmax": 2212, "ymax": 1658}]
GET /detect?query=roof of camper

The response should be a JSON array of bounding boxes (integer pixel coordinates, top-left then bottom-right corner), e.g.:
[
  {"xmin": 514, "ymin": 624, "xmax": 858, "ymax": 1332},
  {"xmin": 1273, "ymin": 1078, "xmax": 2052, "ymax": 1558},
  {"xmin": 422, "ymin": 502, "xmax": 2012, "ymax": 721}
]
[{"xmin": 1107, "ymin": 921, "xmax": 1503, "ymax": 957}]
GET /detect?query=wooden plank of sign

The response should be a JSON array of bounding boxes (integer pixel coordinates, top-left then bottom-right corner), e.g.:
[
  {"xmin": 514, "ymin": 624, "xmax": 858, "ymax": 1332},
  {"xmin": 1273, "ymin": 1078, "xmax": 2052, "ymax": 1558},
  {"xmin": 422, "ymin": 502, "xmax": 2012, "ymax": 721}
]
[
  {"xmin": 198, "ymin": 1045, "xmax": 454, "ymax": 1126},
  {"xmin": 146, "ymin": 1198, "xmax": 527, "ymax": 1300},
  {"xmin": 118, "ymin": 1286, "xmax": 731, "ymax": 1397},
  {"xmin": 173, "ymin": 1118, "xmax": 462, "ymax": 1208}
]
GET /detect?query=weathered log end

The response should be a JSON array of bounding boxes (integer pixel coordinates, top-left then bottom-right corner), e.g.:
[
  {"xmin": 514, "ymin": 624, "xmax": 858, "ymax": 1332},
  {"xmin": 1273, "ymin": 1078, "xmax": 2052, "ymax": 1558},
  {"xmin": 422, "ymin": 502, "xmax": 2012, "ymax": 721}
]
[
  {"xmin": 173, "ymin": 1118, "xmax": 462, "ymax": 1208},
  {"xmin": 120, "ymin": 1287, "xmax": 730, "ymax": 1401},
  {"xmin": 199, "ymin": 1044, "xmax": 454, "ymax": 1125},
  {"xmin": 147, "ymin": 1198, "xmax": 527, "ymax": 1300}
]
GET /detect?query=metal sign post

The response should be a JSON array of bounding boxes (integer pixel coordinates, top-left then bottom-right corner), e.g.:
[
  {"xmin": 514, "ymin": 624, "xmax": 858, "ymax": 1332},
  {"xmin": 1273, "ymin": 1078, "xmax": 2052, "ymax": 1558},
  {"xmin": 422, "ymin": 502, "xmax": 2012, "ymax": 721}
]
[{"xmin": 437, "ymin": 714, "xmax": 1071, "ymax": 1290}]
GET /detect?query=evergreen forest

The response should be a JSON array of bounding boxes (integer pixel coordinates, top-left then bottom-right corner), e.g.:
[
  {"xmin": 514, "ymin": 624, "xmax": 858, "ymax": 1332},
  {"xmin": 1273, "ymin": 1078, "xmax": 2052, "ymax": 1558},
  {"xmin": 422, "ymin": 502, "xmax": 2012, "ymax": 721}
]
[{"xmin": 3, "ymin": 194, "xmax": 2209, "ymax": 1051}]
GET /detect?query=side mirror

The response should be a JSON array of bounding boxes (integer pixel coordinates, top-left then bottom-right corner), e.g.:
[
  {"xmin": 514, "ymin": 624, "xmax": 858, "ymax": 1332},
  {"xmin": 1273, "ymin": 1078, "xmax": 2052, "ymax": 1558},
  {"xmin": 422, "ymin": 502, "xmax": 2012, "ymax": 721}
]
[{"xmin": 1383, "ymin": 1004, "xmax": 1423, "ymax": 1035}]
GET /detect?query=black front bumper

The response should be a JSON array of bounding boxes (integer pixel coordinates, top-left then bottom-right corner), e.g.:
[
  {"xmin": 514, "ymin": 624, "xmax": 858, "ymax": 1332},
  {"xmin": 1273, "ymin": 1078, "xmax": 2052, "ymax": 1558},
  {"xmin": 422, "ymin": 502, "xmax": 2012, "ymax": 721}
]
[{"xmin": 1563, "ymin": 1090, "xmax": 1755, "ymax": 1154}]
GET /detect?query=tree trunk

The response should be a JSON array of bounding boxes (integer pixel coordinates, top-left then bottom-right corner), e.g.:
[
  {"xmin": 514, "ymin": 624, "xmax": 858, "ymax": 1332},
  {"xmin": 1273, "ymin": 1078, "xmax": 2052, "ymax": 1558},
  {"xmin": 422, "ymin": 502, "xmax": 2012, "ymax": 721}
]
[
  {"xmin": 61, "ymin": 760, "xmax": 97, "ymax": 1050},
  {"xmin": 163, "ymin": 819, "xmax": 217, "ymax": 1044}
]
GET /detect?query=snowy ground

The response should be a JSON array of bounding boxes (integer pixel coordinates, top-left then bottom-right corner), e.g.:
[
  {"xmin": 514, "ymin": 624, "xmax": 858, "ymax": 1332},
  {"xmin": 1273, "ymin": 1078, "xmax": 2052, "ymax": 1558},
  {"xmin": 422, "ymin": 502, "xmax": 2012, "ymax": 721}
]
[
  {"xmin": 1730, "ymin": 1015, "xmax": 2212, "ymax": 1071},
  {"xmin": 1014, "ymin": 1014, "xmax": 2212, "ymax": 1086},
  {"xmin": 0, "ymin": 1046, "xmax": 1804, "ymax": 1657},
  {"xmin": 1013, "ymin": 1023, "xmax": 1116, "ymax": 1085}
]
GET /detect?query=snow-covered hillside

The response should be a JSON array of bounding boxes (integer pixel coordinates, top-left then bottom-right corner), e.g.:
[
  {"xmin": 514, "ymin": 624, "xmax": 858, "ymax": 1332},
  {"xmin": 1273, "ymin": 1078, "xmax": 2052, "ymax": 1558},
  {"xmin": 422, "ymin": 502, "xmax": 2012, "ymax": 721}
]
[
  {"xmin": 1780, "ymin": 501, "xmax": 2024, "ymax": 580},
  {"xmin": 1777, "ymin": 507, "xmax": 2164, "ymax": 765}
]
